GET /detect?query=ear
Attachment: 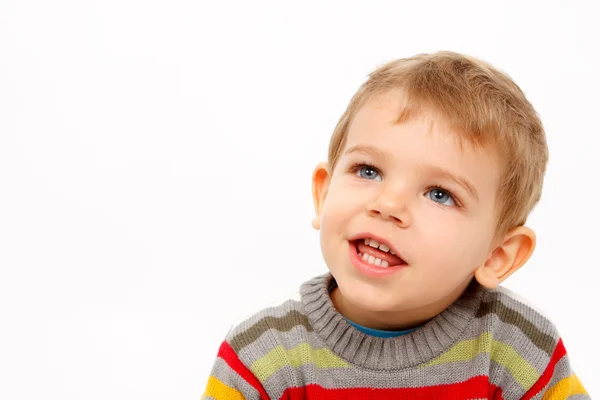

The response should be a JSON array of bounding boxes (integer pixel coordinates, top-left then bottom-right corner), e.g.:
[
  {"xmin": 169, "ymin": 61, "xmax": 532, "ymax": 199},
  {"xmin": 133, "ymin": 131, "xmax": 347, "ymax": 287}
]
[
  {"xmin": 311, "ymin": 162, "xmax": 331, "ymax": 230},
  {"xmin": 474, "ymin": 226, "xmax": 536, "ymax": 289}
]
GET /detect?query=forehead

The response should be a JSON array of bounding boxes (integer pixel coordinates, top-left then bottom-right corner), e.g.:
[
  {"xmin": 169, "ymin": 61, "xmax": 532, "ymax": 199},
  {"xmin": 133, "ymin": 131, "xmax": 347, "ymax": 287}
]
[{"xmin": 346, "ymin": 93, "xmax": 482, "ymax": 156}]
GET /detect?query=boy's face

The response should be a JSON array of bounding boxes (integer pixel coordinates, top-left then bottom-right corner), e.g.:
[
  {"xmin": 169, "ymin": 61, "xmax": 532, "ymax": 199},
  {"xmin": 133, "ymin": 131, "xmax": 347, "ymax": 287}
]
[{"xmin": 313, "ymin": 93, "xmax": 504, "ymax": 328}]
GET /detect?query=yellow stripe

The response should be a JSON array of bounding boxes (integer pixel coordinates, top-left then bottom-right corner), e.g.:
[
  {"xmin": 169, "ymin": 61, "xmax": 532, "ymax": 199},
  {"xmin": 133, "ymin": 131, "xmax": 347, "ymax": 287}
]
[
  {"xmin": 250, "ymin": 342, "xmax": 350, "ymax": 382},
  {"xmin": 422, "ymin": 332, "xmax": 539, "ymax": 389},
  {"xmin": 201, "ymin": 376, "xmax": 245, "ymax": 400},
  {"xmin": 542, "ymin": 374, "xmax": 588, "ymax": 399}
]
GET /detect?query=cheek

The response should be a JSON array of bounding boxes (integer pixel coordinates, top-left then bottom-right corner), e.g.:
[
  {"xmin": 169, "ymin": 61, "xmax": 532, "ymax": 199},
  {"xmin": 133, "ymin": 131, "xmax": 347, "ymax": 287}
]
[
  {"xmin": 318, "ymin": 200, "xmax": 348, "ymax": 272},
  {"xmin": 320, "ymin": 184, "xmax": 359, "ymax": 227},
  {"xmin": 318, "ymin": 186, "xmax": 361, "ymax": 253},
  {"xmin": 319, "ymin": 203, "xmax": 346, "ymax": 238},
  {"xmin": 420, "ymin": 216, "xmax": 494, "ymax": 268}
]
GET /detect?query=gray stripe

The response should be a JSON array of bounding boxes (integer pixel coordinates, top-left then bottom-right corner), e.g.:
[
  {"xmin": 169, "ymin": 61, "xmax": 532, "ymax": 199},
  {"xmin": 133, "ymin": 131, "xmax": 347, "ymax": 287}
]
[
  {"xmin": 206, "ymin": 357, "xmax": 261, "ymax": 400},
  {"xmin": 509, "ymin": 357, "xmax": 574, "ymax": 399},
  {"xmin": 489, "ymin": 359, "xmax": 528, "ymax": 398},
  {"xmin": 534, "ymin": 356, "xmax": 575, "ymax": 396},
  {"xmin": 477, "ymin": 296, "xmax": 557, "ymax": 357},
  {"xmin": 550, "ymin": 353, "xmax": 577, "ymax": 383},
  {"xmin": 484, "ymin": 287, "xmax": 557, "ymax": 333},
  {"xmin": 461, "ymin": 311, "xmax": 551, "ymax": 372},
  {"xmin": 227, "ymin": 299, "xmax": 303, "ymax": 340},
  {"xmin": 230, "ymin": 309, "xmax": 312, "ymax": 354},
  {"xmin": 238, "ymin": 324, "xmax": 326, "ymax": 364}
]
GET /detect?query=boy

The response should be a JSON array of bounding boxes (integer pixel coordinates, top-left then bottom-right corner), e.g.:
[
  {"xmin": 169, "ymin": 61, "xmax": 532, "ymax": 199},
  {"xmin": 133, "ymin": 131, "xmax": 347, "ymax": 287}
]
[{"xmin": 201, "ymin": 51, "xmax": 590, "ymax": 399}]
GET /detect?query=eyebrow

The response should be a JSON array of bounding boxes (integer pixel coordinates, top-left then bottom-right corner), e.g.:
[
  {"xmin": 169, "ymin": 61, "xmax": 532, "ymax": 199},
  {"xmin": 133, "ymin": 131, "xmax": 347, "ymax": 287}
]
[
  {"xmin": 344, "ymin": 144, "xmax": 480, "ymax": 203},
  {"xmin": 345, "ymin": 144, "xmax": 391, "ymax": 162}
]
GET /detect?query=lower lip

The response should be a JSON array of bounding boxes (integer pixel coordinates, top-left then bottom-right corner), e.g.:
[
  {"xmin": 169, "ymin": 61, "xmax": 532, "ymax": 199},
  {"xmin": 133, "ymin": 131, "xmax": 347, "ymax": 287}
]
[{"xmin": 348, "ymin": 241, "xmax": 408, "ymax": 278}]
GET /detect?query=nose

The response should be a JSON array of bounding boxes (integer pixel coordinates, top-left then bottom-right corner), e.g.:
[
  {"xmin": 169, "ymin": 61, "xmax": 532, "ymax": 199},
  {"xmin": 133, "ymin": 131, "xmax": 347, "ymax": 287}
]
[{"xmin": 367, "ymin": 183, "xmax": 412, "ymax": 227}]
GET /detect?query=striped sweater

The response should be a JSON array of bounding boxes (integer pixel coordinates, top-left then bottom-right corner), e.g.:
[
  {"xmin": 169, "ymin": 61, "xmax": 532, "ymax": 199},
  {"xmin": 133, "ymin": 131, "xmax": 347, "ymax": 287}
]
[{"xmin": 202, "ymin": 273, "xmax": 589, "ymax": 399}]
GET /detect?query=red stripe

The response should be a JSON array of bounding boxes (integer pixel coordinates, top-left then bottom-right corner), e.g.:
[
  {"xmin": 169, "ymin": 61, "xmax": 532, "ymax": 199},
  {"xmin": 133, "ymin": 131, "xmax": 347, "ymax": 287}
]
[
  {"xmin": 521, "ymin": 338, "xmax": 567, "ymax": 400},
  {"xmin": 489, "ymin": 382, "xmax": 505, "ymax": 400},
  {"xmin": 488, "ymin": 383, "xmax": 504, "ymax": 400},
  {"xmin": 279, "ymin": 375, "xmax": 499, "ymax": 399},
  {"xmin": 217, "ymin": 340, "xmax": 270, "ymax": 400}
]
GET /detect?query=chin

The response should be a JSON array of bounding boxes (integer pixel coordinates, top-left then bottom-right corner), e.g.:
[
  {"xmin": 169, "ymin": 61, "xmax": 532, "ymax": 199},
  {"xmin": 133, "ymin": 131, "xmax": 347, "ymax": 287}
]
[{"xmin": 335, "ymin": 273, "xmax": 402, "ymax": 312}]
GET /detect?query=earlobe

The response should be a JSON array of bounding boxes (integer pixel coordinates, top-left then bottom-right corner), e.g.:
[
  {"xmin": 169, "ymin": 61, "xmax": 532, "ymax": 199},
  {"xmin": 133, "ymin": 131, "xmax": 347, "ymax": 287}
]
[
  {"xmin": 311, "ymin": 217, "xmax": 320, "ymax": 230},
  {"xmin": 474, "ymin": 226, "xmax": 536, "ymax": 289},
  {"xmin": 474, "ymin": 259, "xmax": 501, "ymax": 289},
  {"xmin": 311, "ymin": 162, "xmax": 331, "ymax": 231}
]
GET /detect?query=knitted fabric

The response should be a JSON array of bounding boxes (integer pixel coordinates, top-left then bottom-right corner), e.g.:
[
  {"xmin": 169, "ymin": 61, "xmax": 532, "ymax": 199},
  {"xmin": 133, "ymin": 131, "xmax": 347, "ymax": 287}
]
[{"xmin": 202, "ymin": 273, "xmax": 589, "ymax": 399}]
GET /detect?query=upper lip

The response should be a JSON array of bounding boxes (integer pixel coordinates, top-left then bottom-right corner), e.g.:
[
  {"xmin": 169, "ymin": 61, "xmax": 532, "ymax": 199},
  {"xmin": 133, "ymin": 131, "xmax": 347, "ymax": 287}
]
[{"xmin": 348, "ymin": 232, "xmax": 407, "ymax": 263}]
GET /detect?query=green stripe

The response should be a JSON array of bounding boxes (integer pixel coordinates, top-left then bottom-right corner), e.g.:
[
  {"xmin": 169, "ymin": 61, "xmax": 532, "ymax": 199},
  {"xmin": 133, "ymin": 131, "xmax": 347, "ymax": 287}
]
[
  {"xmin": 229, "ymin": 309, "xmax": 313, "ymax": 353},
  {"xmin": 250, "ymin": 343, "xmax": 350, "ymax": 382},
  {"xmin": 421, "ymin": 332, "xmax": 539, "ymax": 389},
  {"xmin": 477, "ymin": 299, "xmax": 556, "ymax": 356}
]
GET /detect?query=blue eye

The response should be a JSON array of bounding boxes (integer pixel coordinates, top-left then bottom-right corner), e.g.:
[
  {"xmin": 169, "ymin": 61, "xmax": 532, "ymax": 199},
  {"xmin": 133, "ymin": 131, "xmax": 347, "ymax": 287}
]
[
  {"xmin": 357, "ymin": 164, "xmax": 382, "ymax": 181},
  {"xmin": 428, "ymin": 188, "xmax": 456, "ymax": 206}
]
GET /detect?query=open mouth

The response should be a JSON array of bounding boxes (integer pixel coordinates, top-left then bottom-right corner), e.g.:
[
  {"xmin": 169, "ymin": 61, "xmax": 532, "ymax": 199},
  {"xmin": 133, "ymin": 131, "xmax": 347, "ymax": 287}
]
[{"xmin": 350, "ymin": 239, "xmax": 407, "ymax": 268}]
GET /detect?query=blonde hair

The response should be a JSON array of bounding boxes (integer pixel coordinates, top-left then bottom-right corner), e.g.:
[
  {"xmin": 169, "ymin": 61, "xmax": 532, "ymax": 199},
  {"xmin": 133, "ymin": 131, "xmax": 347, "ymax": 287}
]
[{"xmin": 327, "ymin": 51, "xmax": 548, "ymax": 240}]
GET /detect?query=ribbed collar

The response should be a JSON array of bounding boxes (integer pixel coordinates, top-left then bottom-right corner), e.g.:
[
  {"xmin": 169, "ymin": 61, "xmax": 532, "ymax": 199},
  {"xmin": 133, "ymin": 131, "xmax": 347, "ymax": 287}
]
[{"xmin": 300, "ymin": 272, "xmax": 486, "ymax": 370}]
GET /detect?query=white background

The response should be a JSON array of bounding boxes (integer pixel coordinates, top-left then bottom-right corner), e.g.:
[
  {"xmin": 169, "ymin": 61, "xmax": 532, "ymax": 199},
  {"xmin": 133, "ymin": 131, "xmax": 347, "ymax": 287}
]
[{"xmin": 1, "ymin": 1, "xmax": 598, "ymax": 398}]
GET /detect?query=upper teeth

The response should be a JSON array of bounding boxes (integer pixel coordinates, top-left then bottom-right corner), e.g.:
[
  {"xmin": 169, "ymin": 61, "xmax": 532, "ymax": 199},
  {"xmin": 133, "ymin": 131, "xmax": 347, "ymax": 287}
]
[{"xmin": 365, "ymin": 238, "xmax": 396, "ymax": 255}]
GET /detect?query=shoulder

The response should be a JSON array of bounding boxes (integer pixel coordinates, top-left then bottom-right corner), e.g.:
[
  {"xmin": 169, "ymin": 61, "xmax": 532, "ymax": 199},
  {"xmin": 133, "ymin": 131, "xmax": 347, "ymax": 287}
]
[
  {"xmin": 222, "ymin": 284, "xmax": 313, "ymax": 365},
  {"xmin": 474, "ymin": 285, "xmax": 565, "ymax": 392},
  {"xmin": 474, "ymin": 286, "xmax": 590, "ymax": 398},
  {"xmin": 479, "ymin": 284, "xmax": 560, "ymax": 341}
]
